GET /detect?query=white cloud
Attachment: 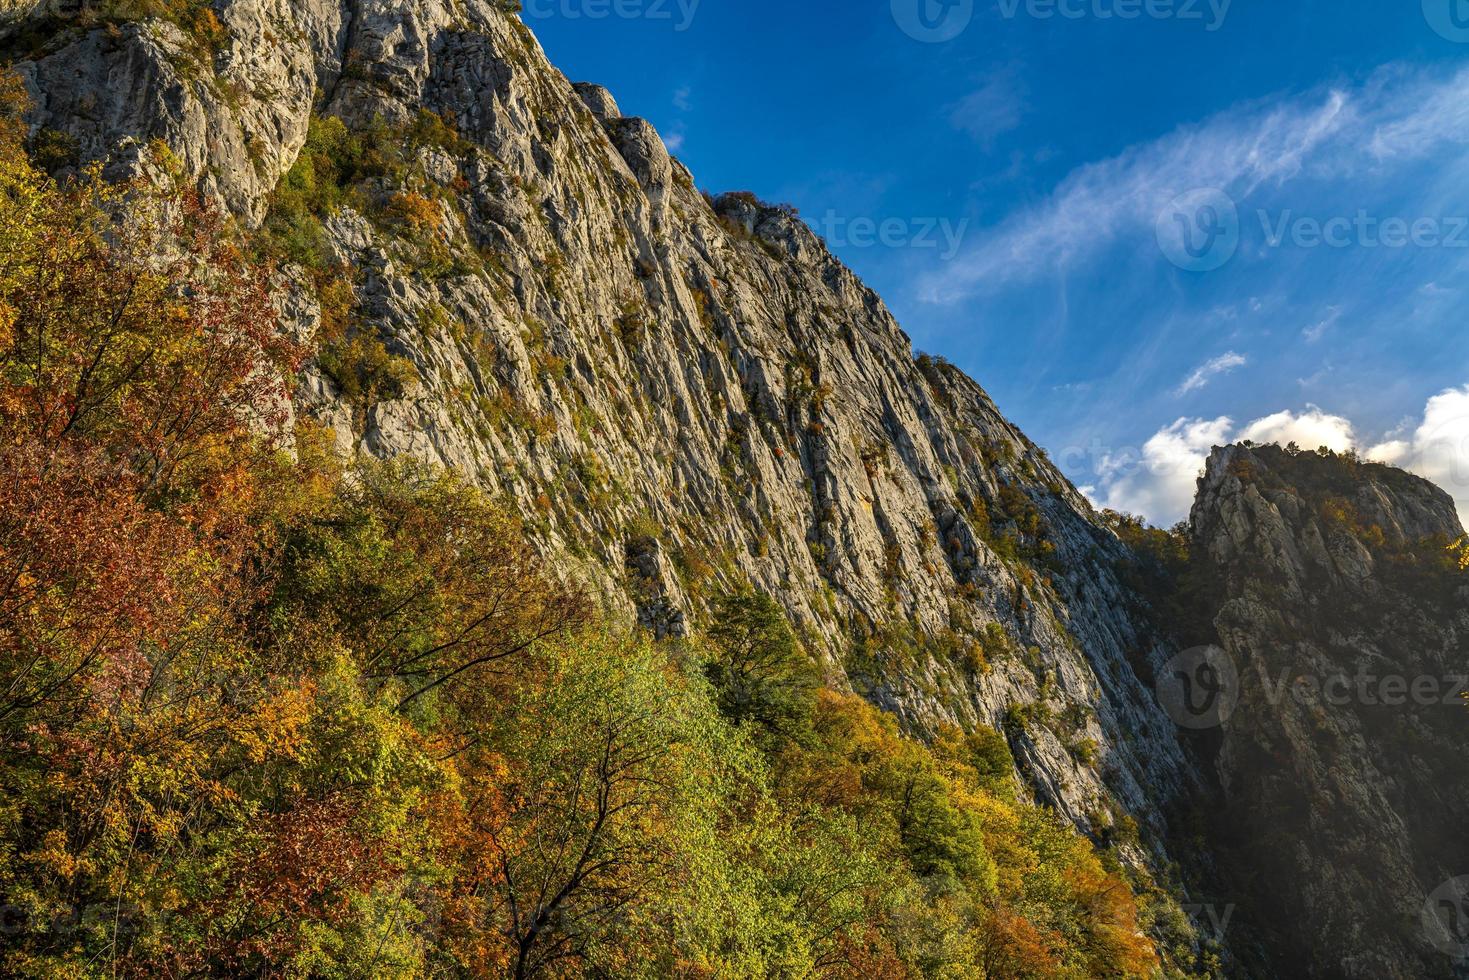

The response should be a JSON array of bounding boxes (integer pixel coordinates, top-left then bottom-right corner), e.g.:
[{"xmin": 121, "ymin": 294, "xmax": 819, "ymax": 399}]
[
  {"xmin": 1094, "ymin": 398, "xmax": 1469, "ymax": 529},
  {"xmin": 1177, "ymin": 351, "xmax": 1247, "ymax": 396},
  {"xmin": 1368, "ymin": 439, "xmax": 1412, "ymax": 466},
  {"xmin": 949, "ymin": 66, "xmax": 1027, "ymax": 146},
  {"xmin": 672, "ymin": 86, "xmax": 692, "ymax": 111},
  {"xmin": 920, "ymin": 64, "xmax": 1469, "ymax": 302},
  {"xmin": 1096, "ymin": 417, "xmax": 1234, "ymax": 526},
  {"xmin": 1367, "ymin": 386, "xmax": 1469, "ymax": 520},
  {"xmin": 1238, "ymin": 407, "xmax": 1356, "ymax": 453},
  {"xmin": 1095, "ymin": 408, "xmax": 1356, "ymax": 525}
]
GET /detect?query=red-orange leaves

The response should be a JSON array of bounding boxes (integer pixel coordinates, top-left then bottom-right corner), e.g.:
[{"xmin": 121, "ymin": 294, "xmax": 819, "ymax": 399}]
[
  {"xmin": 0, "ymin": 440, "xmax": 186, "ymax": 723},
  {"xmin": 0, "ymin": 170, "xmax": 301, "ymax": 496}
]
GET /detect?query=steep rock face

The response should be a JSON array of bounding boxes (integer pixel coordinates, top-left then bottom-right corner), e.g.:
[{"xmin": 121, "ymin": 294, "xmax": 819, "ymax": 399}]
[
  {"xmin": 1190, "ymin": 445, "xmax": 1469, "ymax": 979},
  {"xmin": 5, "ymin": 0, "xmax": 339, "ymax": 221},
  {"xmin": 4, "ymin": 0, "xmax": 1206, "ymax": 878},
  {"xmin": 12, "ymin": 3, "xmax": 1469, "ymax": 977}
]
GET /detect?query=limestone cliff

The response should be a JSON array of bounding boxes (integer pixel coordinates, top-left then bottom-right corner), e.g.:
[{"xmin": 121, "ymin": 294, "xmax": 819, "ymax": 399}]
[
  {"xmin": 1184, "ymin": 445, "xmax": 1469, "ymax": 979},
  {"xmin": 6, "ymin": 4, "xmax": 1468, "ymax": 977},
  {"xmin": 6, "ymin": 0, "xmax": 1202, "ymax": 851}
]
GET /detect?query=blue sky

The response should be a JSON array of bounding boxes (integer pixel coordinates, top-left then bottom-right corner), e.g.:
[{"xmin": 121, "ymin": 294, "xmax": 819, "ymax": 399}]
[{"xmin": 526, "ymin": 0, "xmax": 1469, "ymax": 525}]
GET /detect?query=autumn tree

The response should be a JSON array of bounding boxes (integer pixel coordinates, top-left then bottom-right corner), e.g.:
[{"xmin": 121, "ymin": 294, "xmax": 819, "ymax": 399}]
[
  {"xmin": 269, "ymin": 459, "xmax": 590, "ymax": 713},
  {"xmin": 0, "ymin": 119, "xmax": 299, "ymax": 730},
  {"xmin": 480, "ymin": 632, "xmax": 743, "ymax": 978},
  {"xmin": 0, "ymin": 65, "xmax": 1171, "ymax": 980}
]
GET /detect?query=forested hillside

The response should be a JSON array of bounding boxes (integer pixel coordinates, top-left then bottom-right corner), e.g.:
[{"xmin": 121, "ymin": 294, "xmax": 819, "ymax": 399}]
[{"xmin": 0, "ymin": 90, "xmax": 1175, "ymax": 977}]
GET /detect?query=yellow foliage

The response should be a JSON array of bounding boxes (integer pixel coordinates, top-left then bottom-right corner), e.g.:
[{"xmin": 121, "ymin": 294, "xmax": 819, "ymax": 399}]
[
  {"xmin": 235, "ymin": 682, "xmax": 317, "ymax": 764},
  {"xmin": 0, "ymin": 71, "xmax": 27, "ymax": 154},
  {"xmin": 0, "ymin": 63, "xmax": 1170, "ymax": 980},
  {"xmin": 388, "ymin": 191, "xmax": 442, "ymax": 233},
  {"xmin": 191, "ymin": 7, "xmax": 227, "ymax": 49},
  {"xmin": 148, "ymin": 137, "xmax": 185, "ymax": 179},
  {"xmin": 32, "ymin": 830, "xmax": 81, "ymax": 878}
]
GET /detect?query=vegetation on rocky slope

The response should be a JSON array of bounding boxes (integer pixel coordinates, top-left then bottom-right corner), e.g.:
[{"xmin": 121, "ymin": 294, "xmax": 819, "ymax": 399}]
[
  {"xmin": 6, "ymin": 0, "xmax": 1468, "ymax": 971},
  {"xmin": 0, "ymin": 78, "xmax": 1187, "ymax": 979}
]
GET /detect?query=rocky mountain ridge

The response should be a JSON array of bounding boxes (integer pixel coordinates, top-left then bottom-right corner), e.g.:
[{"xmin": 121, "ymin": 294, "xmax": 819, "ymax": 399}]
[
  {"xmin": 5, "ymin": 3, "xmax": 1467, "ymax": 976},
  {"xmin": 1186, "ymin": 444, "xmax": 1469, "ymax": 979}
]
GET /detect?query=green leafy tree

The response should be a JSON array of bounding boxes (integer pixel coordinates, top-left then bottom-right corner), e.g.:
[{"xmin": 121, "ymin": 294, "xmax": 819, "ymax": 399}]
[
  {"xmin": 0, "ymin": 65, "xmax": 1170, "ymax": 980},
  {"xmin": 270, "ymin": 459, "xmax": 590, "ymax": 712},
  {"xmin": 704, "ymin": 588, "xmax": 821, "ymax": 745},
  {"xmin": 482, "ymin": 631, "xmax": 757, "ymax": 978}
]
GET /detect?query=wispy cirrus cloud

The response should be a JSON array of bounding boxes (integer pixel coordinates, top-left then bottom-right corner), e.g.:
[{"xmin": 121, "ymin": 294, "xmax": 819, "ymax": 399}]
[
  {"xmin": 1302, "ymin": 305, "xmax": 1342, "ymax": 343},
  {"xmin": 949, "ymin": 64, "xmax": 1027, "ymax": 148},
  {"xmin": 919, "ymin": 64, "xmax": 1469, "ymax": 303},
  {"xmin": 1177, "ymin": 351, "xmax": 1247, "ymax": 396},
  {"xmin": 903, "ymin": 61, "xmax": 1469, "ymax": 531}
]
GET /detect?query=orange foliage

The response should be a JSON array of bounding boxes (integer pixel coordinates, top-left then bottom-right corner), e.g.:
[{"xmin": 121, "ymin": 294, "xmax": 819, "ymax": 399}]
[
  {"xmin": 977, "ymin": 907, "xmax": 1066, "ymax": 978},
  {"xmin": 0, "ymin": 169, "xmax": 301, "ymax": 726},
  {"xmin": 388, "ymin": 191, "xmax": 442, "ymax": 234}
]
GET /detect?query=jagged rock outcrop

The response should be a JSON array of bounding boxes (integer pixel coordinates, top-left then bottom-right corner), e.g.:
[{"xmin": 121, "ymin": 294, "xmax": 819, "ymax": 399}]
[
  {"xmin": 1189, "ymin": 445, "xmax": 1469, "ymax": 979},
  {"xmin": 7, "ymin": 0, "xmax": 334, "ymax": 221}
]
